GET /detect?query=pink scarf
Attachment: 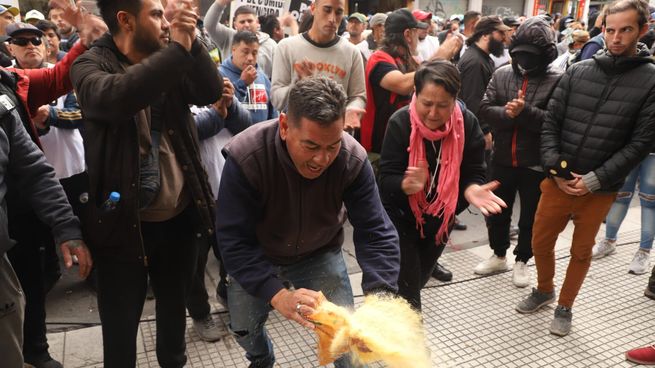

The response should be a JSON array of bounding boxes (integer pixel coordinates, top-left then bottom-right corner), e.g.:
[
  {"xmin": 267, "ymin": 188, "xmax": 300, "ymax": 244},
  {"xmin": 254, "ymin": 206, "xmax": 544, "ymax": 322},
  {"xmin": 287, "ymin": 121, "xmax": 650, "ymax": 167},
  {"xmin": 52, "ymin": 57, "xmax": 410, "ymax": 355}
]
[{"xmin": 407, "ymin": 94, "xmax": 465, "ymax": 244}]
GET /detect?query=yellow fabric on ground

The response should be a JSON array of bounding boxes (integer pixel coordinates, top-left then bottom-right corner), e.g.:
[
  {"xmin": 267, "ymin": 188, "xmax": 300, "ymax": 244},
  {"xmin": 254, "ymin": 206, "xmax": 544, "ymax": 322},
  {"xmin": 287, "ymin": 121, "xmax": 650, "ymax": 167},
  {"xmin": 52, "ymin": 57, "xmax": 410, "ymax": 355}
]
[{"xmin": 307, "ymin": 293, "xmax": 431, "ymax": 367}]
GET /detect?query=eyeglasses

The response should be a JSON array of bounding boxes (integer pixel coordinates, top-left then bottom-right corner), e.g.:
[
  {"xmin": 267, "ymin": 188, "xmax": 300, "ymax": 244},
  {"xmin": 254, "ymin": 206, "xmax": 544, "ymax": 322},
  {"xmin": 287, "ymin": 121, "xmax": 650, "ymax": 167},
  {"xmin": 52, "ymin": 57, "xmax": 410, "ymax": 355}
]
[{"xmin": 11, "ymin": 37, "xmax": 42, "ymax": 46}]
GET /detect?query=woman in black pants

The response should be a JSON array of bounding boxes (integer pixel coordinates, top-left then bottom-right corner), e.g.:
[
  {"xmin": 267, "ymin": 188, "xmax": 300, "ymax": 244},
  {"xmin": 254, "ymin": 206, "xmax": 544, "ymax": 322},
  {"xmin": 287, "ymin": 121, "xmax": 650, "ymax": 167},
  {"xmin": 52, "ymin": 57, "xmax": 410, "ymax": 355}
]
[{"xmin": 379, "ymin": 60, "xmax": 506, "ymax": 310}]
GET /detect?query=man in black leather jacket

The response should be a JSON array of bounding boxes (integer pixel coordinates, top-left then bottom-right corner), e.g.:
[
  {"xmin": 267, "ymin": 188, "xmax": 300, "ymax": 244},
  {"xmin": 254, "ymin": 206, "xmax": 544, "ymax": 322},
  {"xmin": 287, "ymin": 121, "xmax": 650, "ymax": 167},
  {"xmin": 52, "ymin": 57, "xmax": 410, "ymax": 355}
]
[{"xmin": 516, "ymin": 0, "xmax": 655, "ymax": 338}]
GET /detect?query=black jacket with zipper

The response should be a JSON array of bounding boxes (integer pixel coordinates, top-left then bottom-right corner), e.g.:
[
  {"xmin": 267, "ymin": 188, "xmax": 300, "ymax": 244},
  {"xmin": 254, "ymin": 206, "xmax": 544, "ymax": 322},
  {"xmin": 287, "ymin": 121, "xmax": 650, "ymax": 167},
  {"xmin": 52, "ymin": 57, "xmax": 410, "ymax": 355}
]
[
  {"xmin": 379, "ymin": 102, "xmax": 487, "ymax": 236},
  {"xmin": 70, "ymin": 34, "xmax": 222, "ymax": 261},
  {"xmin": 541, "ymin": 44, "xmax": 655, "ymax": 192},
  {"xmin": 480, "ymin": 65, "xmax": 563, "ymax": 168}
]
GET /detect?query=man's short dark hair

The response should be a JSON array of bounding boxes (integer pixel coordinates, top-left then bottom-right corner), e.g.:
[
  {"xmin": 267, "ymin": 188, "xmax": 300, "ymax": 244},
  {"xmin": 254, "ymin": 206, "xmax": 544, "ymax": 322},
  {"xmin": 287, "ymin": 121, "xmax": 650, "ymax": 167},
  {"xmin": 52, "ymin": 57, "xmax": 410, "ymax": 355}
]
[
  {"xmin": 234, "ymin": 5, "xmax": 256, "ymax": 20},
  {"xmin": 414, "ymin": 59, "xmax": 461, "ymax": 98},
  {"xmin": 97, "ymin": 0, "xmax": 143, "ymax": 34},
  {"xmin": 232, "ymin": 30, "xmax": 259, "ymax": 46},
  {"xmin": 287, "ymin": 78, "xmax": 347, "ymax": 126},
  {"xmin": 604, "ymin": 0, "xmax": 650, "ymax": 28},
  {"xmin": 259, "ymin": 14, "xmax": 280, "ymax": 37},
  {"xmin": 35, "ymin": 19, "xmax": 60, "ymax": 40},
  {"xmin": 463, "ymin": 11, "xmax": 481, "ymax": 25}
]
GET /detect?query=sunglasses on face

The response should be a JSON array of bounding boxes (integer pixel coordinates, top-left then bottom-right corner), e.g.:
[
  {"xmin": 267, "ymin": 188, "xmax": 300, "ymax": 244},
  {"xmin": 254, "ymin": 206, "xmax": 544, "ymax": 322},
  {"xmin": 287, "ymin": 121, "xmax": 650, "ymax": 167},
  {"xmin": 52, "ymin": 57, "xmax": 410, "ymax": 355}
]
[{"xmin": 11, "ymin": 37, "xmax": 43, "ymax": 46}]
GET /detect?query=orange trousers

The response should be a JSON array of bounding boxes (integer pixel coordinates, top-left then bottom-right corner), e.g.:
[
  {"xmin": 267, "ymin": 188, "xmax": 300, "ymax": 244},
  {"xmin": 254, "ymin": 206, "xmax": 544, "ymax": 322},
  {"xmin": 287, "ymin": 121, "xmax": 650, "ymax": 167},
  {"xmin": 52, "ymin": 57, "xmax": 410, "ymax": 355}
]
[{"xmin": 532, "ymin": 179, "xmax": 616, "ymax": 308}]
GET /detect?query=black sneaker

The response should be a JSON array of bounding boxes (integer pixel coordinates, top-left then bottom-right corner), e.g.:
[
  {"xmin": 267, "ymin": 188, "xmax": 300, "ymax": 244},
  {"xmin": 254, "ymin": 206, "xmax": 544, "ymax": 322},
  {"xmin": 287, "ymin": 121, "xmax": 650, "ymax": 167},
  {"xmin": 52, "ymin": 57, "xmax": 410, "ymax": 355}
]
[
  {"xmin": 24, "ymin": 353, "xmax": 63, "ymax": 368},
  {"xmin": 432, "ymin": 263, "xmax": 453, "ymax": 282},
  {"xmin": 453, "ymin": 217, "xmax": 467, "ymax": 231},
  {"xmin": 645, "ymin": 287, "xmax": 655, "ymax": 300}
]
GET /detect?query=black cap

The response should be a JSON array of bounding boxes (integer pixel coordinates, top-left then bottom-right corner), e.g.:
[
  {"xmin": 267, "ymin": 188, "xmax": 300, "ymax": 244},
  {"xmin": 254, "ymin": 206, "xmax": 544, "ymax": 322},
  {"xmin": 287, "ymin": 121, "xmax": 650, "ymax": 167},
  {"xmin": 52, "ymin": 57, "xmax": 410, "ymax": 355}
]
[
  {"xmin": 503, "ymin": 17, "xmax": 520, "ymax": 27},
  {"xmin": 474, "ymin": 16, "xmax": 511, "ymax": 35},
  {"xmin": 385, "ymin": 8, "xmax": 427, "ymax": 35},
  {"xmin": 6, "ymin": 22, "xmax": 44, "ymax": 38}
]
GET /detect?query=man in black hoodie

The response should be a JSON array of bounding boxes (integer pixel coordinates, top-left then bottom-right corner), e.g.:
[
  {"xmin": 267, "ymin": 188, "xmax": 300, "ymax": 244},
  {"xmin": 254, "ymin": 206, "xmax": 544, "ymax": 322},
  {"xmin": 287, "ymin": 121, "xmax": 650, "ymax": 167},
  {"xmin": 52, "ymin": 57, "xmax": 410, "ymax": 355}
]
[
  {"xmin": 516, "ymin": 0, "xmax": 655, "ymax": 337},
  {"xmin": 475, "ymin": 17, "xmax": 562, "ymax": 288}
]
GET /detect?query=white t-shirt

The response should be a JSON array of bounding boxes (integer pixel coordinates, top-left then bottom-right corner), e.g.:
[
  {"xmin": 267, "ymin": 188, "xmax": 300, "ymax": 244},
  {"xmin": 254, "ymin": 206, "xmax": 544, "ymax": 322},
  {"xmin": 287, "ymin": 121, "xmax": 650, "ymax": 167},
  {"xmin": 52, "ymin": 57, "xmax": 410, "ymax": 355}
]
[
  {"xmin": 490, "ymin": 48, "xmax": 511, "ymax": 69},
  {"xmin": 39, "ymin": 64, "xmax": 85, "ymax": 179},
  {"xmin": 190, "ymin": 105, "xmax": 233, "ymax": 199},
  {"xmin": 417, "ymin": 35, "xmax": 440, "ymax": 62}
]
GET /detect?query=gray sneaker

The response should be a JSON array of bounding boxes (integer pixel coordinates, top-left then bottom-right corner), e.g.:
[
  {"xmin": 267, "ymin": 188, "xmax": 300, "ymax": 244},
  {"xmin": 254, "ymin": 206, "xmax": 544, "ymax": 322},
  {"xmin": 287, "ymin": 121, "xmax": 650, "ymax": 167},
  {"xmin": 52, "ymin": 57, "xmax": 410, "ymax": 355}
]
[
  {"xmin": 516, "ymin": 287, "xmax": 556, "ymax": 314},
  {"xmin": 629, "ymin": 249, "xmax": 651, "ymax": 275},
  {"xmin": 549, "ymin": 305, "xmax": 573, "ymax": 336},
  {"xmin": 193, "ymin": 314, "xmax": 226, "ymax": 342}
]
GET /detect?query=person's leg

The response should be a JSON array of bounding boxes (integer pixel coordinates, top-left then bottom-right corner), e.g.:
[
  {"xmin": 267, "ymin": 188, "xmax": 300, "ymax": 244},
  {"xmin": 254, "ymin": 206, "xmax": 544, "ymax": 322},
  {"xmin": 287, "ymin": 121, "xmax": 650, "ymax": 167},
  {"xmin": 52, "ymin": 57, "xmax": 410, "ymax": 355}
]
[
  {"xmin": 419, "ymin": 239, "xmax": 444, "ymax": 289},
  {"xmin": 638, "ymin": 155, "xmax": 655, "ymax": 251},
  {"xmin": 226, "ymin": 276, "xmax": 275, "ymax": 368},
  {"xmin": 288, "ymin": 247, "xmax": 357, "ymax": 368},
  {"xmin": 558, "ymin": 193, "xmax": 617, "ymax": 308},
  {"xmin": 514, "ymin": 168, "xmax": 545, "ymax": 263},
  {"xmin": 0, "ymin": 254, "xmax": 26, "ymax": 368},
  {"xmin": 144, "ymin": 208, "xmax": 199, "ymax": 368},
  {"xmin": 95, "ymin": 258, "xmax": 147, "ymax": 368},
  {"xmin": 395, "ymin": 227, "xmax": 424, "ymax": 310},
  {"xmin": 7, "ymin": 212, "xmax": 53, "ymax": 365},
  {"xmin": 531, "ymin": 179, "xmax": 573, "ymax": 294},
  {"xmin": 487, "ymin": 165, "xmax": 518, "ymax": 258},
  {"xmin": 186, "ymin": 237, "xmax": 211, "ymax": 320},
  {"xmin": 604, "ymin": 166, "xmax": 639, "ymax": 241}
]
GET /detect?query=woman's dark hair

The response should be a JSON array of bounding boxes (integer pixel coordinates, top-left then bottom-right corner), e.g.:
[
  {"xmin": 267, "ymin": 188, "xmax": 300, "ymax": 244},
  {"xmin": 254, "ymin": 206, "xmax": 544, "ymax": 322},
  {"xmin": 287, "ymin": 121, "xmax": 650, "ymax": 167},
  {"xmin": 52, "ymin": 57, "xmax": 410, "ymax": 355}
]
[
  {"xmin": 414, "ymin": 59, "xmax": 461, "ymax": 98},
  {"xmin": 97, "ymin": 0, "xmax": 143, "ymax": 34},
  {"xmin": 259, "ymin": 14, "xmax": 280, "ymax": 38},
  {"xmin": 381, "ymin": 31, "xmax": 419, "ymax": 73}
]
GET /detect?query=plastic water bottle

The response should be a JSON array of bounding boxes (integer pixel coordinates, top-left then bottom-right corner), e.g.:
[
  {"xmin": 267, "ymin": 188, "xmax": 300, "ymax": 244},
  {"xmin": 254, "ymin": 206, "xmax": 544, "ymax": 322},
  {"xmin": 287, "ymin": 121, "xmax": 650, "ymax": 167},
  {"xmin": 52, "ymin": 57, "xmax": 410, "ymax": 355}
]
[{"xmin": 101, "ymin": 192, "xmax": 120, "ymax": 213}]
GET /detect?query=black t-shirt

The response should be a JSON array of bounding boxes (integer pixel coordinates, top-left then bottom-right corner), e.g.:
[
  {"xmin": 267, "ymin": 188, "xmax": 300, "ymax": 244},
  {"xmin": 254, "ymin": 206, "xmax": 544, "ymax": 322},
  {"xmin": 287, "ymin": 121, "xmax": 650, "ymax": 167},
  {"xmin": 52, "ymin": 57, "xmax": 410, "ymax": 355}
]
[{"xmin": 369, "ymin": 61, "xmax": 411, "ymax": 153}]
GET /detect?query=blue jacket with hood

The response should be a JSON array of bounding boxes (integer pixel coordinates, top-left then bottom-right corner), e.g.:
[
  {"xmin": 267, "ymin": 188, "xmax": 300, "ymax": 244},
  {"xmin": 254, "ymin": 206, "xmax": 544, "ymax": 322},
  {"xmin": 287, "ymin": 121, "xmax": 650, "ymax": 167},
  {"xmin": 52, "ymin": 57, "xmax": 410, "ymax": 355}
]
[{"xmin": 219, "ymin": 57, "xmax": 277, "ymax": 124}]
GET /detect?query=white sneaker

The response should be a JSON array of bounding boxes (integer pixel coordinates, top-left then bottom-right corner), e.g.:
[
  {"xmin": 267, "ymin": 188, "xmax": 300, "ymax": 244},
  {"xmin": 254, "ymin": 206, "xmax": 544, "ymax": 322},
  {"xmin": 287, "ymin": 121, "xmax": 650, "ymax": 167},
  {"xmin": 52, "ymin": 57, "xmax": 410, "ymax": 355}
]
[
  {"xmin": 474, "ymin": 255, "xmax": 508, "ymax": 275},
  {"xmin": 629, "ymin": 249, "xmax": 651, "ymax": 275},
  {"xmin": 512, "ymin": 261, "xmax": 530, "ymax": 288},
  {"xmin": 592, "ymin": 239, "xmax": 616, "ymax": 259}
]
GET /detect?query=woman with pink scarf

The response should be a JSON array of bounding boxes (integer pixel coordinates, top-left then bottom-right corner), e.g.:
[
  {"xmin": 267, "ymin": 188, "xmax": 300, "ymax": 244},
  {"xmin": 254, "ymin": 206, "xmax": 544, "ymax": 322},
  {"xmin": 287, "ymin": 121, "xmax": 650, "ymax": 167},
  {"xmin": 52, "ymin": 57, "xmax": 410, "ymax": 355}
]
[{"xmin": 379, "ymin": 60, "xmax": 506, "ymax": 310}]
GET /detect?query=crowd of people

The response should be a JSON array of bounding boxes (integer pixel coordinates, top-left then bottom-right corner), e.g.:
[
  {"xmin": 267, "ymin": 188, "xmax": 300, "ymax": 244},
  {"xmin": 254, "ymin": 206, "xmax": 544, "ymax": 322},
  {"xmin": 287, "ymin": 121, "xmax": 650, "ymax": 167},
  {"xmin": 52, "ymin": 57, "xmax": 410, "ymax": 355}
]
[{"xmin": 0, "ymin": 0, "xmax": 654, "ymax": 367}]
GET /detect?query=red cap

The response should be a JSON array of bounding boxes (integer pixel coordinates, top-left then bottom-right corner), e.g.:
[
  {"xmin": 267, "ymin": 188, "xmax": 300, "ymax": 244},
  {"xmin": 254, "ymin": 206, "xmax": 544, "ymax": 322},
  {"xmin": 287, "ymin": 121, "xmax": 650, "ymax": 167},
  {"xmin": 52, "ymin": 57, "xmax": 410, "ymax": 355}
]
[{"xmin": 412, "ymin": 9, "xmax": 432, "ymax": 22}]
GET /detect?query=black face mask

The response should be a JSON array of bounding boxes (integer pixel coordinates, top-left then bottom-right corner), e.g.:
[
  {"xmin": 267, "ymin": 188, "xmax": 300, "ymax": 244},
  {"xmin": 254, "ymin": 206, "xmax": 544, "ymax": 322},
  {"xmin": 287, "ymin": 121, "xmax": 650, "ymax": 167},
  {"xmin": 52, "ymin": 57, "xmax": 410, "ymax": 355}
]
[
  {"xmin": 489, "ymin": 38, "xmax": 505, "ymax": 57},
  {"xmin": 513, "ymin": 51, "xmax": 544, "ymax": 75}
]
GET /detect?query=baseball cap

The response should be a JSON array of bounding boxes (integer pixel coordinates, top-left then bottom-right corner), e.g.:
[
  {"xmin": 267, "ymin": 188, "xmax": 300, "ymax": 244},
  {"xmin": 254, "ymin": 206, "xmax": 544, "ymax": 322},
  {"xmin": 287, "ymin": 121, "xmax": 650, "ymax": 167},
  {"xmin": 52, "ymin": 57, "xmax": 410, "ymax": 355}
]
[
  {"xmin": 6, "ymin": 22, "xmax": 44, "ymax": 38},
  {"xmin": 503, "ymin": 17, "xmax": 520, "ymax": 27},
  {"xmin": 385, "ymin": 8, "xmax": 427, "ymax": 35},
  {"xmin": 24, "ymin": 9, "xmax": 45, "ymax": 22},
  {"xmin": 473, "ymin": 16, "xmax": 511, "ymax": 35},
  {"xmin": 348, "ymin": 12, "xmax": 367, "ymax": 24},
  {"xmin": 510, "ymin": 44, "xmax": 542, "ymax": 55},
  {"xmin": 0, "ymin": 4, "xmax": 18, "ymax": 16},
  {"xmin": 412, "ymin": 9, "xmax": 432, "ymax": 22},
  {"xmin": 369, "ymin": 13, "xmax": 387, "ymax": 27}
]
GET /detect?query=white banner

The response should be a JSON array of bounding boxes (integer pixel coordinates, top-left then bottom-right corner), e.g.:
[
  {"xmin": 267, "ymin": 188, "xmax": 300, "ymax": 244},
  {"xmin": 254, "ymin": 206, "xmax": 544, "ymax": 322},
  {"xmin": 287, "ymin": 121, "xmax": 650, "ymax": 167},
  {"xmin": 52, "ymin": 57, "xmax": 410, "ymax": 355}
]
[{"xmin": 229, "ymin": 0, "xmax": 289, "ymax": 24}]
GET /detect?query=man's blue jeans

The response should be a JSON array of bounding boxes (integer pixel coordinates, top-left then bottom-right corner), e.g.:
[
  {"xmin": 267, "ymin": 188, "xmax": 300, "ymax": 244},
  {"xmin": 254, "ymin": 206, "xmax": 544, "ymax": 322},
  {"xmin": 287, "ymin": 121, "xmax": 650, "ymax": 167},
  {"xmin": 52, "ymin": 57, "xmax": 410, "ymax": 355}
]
[
  {"xmin": 605, "ymin": 154, "xmax": 655, "ymax": 250},
  {"xmin": 227, "ymin": 247, "xmax": 357, "ymax": 368}
]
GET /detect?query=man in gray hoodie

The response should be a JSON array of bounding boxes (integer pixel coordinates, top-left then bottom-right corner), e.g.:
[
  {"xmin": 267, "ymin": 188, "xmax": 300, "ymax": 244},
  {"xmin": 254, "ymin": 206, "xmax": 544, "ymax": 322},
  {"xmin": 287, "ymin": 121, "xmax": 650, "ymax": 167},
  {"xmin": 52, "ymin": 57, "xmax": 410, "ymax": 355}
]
[{"xmin": 205, "ymin": 0, "xmax": 277, "ymax": 79}]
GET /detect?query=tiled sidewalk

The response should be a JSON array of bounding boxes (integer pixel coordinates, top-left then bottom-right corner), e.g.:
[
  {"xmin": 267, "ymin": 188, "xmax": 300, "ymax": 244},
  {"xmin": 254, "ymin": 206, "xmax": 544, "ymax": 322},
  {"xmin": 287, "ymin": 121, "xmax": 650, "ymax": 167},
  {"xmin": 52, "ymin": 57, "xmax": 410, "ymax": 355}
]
[{"xmin": 48, "ymin": 207, "xmax": 652, "ymax": 367}]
